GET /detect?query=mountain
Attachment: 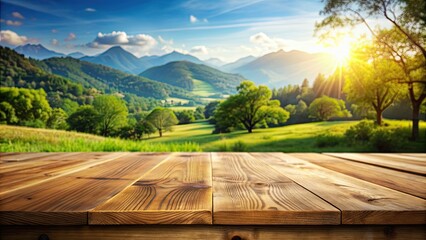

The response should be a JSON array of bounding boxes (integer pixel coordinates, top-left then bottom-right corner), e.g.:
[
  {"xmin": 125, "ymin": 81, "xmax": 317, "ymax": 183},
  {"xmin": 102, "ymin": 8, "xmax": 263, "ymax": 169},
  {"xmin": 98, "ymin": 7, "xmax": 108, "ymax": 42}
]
[
  {"xmin": 234, "ymin": 50, "xmax": 335, "ymax": 87},
  {"xmin": 67, "ymin": 52, "xmax": 85, "ymax": 58},
  {"xmin": 143, "ymin": 51, "xmax": 205, "ymax": 69},
  {"xmin": 81, "ymin": 46, "xmax": 144, "ymax": 74},
  {"xmin": 140, "ymin": 61, "xmax": 245, "ymax": 95},
  {"xmin": 37, "ymin": 57, "xmax": 192, "ymax": 100},
  {"xmin": 14, "ymin": 44, "xmax": 65, "ymax": 60},
  {"xmin": 204, "ymin": 58, "xmax": 226, "ymax": 67},
  {"xmin": 221, "ymin": 55, "xmax": 256, "ymax": 72}
]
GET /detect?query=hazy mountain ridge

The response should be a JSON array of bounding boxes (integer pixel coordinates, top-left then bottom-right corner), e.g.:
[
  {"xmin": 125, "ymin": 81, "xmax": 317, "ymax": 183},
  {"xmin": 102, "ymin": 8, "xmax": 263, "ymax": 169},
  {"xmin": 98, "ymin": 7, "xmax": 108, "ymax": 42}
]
[{"xmin": 14, "ymin": 44, "xmax": 65, "ymax": 60}]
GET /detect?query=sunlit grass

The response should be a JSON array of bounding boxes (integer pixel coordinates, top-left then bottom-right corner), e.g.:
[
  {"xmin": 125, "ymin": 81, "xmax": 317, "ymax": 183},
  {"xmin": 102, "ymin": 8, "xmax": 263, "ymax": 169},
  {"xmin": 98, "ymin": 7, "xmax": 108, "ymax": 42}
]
[{"xmin": 0, "ymin": 125, "xmax": 201, "ymax": 152}]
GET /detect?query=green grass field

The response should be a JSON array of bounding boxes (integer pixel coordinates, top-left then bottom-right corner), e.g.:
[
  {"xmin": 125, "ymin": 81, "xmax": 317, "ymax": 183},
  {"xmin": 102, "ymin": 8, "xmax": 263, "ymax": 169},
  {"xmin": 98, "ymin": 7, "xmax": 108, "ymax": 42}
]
[
  {"xmin": 0, "ymin": 125, "xmax": 201, "ymax": 152},
  {"xmin": 192, "ymin": 79, "xmax": 216, "ymax": 97},
  {"xmin": 1, "ymin": 120, "xmax": 425, "ymax": 152},
  {"xmin": 147, "ymin": 120, "xmax": 426, "ymax": 152}
]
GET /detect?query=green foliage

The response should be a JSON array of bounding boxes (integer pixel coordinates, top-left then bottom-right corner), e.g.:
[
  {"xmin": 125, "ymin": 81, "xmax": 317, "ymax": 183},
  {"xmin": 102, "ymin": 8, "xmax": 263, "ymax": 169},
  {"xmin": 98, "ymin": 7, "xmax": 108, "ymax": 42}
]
[
  {"xmin": 0, "ymin": 87, "xmax": 52, "ymax": 125},
  {"xmin": 93, "ymin": 95, "xmax": 128, "ymax": 136},
  {"xmin": 23, "ymin": 119, "xmax": 46, "ymax": 128},
  {"xmin": 67, "ymin": 105, "xmax": 99, "ymax": 134},
  {"xmin": 194, "ymin": 106, "xmax": 205, "ymax": 120},
  {"xmin": 315, "ymin": 133, "xmax": 342, "ymax": 148},
  {"xmin": 175, "ymin": 110, "xmax": 195, "ymax": 124},
  {"xmin": 214, "ymin": 81, "xmax": 290, "ymax": 133},
  {"xmin": 204, "ymin": 101, "xmax": 220, "ymax": 119},
  {"xmin": 0, "ymin": 102, "xmax": 18, "ymax": 124},
  {"xmin": 308, "ymin": 96, "xmax": 351, "ymax": 121},
  {"xmin": 46, "ymin": 108, "xmax": 68, "ymax": 130},
  {"xmin": 369, "ymin": 128, "xmax": 408, "ymax": 152},
  {"xmin": 147, "ymin": 108, "xmax": 179, "ymax": 137},
  {"xmin": 345, "ymin": 120, "xmax": 377, "ymax": 143}
]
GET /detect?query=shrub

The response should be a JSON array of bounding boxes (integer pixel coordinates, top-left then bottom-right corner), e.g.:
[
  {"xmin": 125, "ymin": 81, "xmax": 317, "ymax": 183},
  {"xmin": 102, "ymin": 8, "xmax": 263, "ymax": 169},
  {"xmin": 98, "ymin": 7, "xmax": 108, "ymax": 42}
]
[
  {"xmin": 345, "ymin": 120, "xmax": 376, "ymax": 142},
  {"xmin": 231, "ymin": 140, "xmax": 248, "ymax": 152},
  {"xmin": 369, "ymin": 127, "xmax": 407, "ymax": 152},
  {"xmin": 315, "ymin": 133, "xmax": 342, "ymax": 148}
]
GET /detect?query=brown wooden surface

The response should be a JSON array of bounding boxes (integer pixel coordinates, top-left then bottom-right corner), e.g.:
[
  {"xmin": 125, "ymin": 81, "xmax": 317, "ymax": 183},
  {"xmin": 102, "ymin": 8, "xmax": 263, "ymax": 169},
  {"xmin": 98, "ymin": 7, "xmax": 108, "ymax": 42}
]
[
  {"xmin": 212, "ymin": 152, "xmax": 340, "ymax": 225},
  {"xmin": 90, "ymin": 153, "xmax": 212, "ymax": 224},
  {"xmin": 0, "ymin": 153, "xmax": 425, "ymax": 226},
  {"xmin": 325, "ymin": 153, "xmax": 426, "ymax": 175},
  {"xmin": 290, "ymin": 153, "xmax": 426, "ymax": 199},
  {"xmin": 252, "ymin": 153, "xmax": 426, "ymax": 224},
  {"xmin": 1, "ymin": 225, "xmax": 425, "ymax": 240}
]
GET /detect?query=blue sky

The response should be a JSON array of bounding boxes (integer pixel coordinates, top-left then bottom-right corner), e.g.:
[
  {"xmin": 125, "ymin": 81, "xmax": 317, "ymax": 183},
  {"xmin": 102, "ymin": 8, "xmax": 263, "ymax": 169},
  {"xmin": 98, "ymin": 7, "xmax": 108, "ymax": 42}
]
[{"xmin": 1, "ymin": 0, "xmax": 329, "ymax": 62}]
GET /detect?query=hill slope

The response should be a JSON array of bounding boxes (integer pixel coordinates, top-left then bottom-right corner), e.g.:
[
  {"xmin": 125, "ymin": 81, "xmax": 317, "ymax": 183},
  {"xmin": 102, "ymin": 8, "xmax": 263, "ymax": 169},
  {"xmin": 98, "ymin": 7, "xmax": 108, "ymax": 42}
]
[
  {"xmin": 14, "ymin": 44, "xmax": 65, "ymax": 60},
  {"xmin": 140, "ymin": 61, "xmax": 245, "ymax": 94},
  {"xmin": 235, "ymin": 50, "xmax": 335, "ymax": 87},
  {"xmin": 38, "ymin": 57, "xmax": 192, "ymax": 99}
]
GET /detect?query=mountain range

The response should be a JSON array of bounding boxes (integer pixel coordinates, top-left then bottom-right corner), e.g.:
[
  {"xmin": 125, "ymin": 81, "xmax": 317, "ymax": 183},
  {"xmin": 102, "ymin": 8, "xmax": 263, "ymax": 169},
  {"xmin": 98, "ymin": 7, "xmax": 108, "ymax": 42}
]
[{"xmin": 15, "ymin": 44, "xmax": 65, "ymax": 60}]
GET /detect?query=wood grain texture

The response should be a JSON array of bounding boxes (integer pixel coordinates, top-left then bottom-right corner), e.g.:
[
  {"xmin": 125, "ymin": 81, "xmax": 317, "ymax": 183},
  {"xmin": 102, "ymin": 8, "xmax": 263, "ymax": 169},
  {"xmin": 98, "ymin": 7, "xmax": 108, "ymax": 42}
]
[
  {"xmin": 253, "ymin": 153, "xmax": 426, "ymax": 224},
  {"xmin": 0, "ymin": 153, "xmax": 169, "ymax": 225},
  {"xmin": 0, "ymin": 152, "xmax": 57, "ymax": 162},
  {"xmin": 90, "ymin": 153, "xmax": 212, "ymax": 224},
  {"xmin": 1, "ymin": 225, "xmax": 425, "ymax": 240},
  {"xmin": 0, "ymin": 152, "xmax": 127, "ymax": 194},
  {"xmin": 212, "ymin": 152, "xmax": 340, "ymax": 225},
  {"xmin": 290, "ymin": 153, "xmax": 426, "ymax": 199},
  {"xmin": 325, "ymin": 153, "xmax": 426, "ymax": 175}
]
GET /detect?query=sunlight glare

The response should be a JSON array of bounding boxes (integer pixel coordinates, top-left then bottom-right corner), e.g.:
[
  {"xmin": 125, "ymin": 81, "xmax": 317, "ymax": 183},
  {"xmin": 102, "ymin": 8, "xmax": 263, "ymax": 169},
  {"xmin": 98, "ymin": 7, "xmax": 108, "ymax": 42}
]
[{"xmin": 330, "ymin": 36, "xmax": 352, "ymax": 66}]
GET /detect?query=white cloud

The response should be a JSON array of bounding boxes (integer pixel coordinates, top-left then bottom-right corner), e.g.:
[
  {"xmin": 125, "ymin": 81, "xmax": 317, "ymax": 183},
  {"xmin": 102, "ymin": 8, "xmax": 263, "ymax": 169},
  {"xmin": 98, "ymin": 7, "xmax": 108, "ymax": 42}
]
[
  {"xmin": 249, "ymin": 32, "xmax": 286, "ymax": 51},
  {"xmin": 0, "ymin": 30, "xmax": 29, "ymax": 45},
  {"xmin": 51, "ymin": 29, "xmax": 58, "ymax": 33},
  {"xmin": 51, "ymin": 38, "xmax": 59, "ymax": 46},
  {"xmin": 6, "ymin": 20, "xmax": 22, "ymax": 26},
  {"xmin": 158, "ymin": 36, "xmax": 173, "ymax": 45},
  {"xmin": 191, "ymin": 45, "xmax": 209, "ymax": 54},
  {"xmin": 12, "ymin": 12, "xmax": 25, "ymax": 19},
  {"xmin": 85, "ymin": 8, "xmax": 96, "ymax": 12},
  {"xmin": 65, "ymin": 32, "xmax": 76, "ymax": 41},
  {"xmin": 87, "ymin": 31, "xmax": 157, "ymax": 50},
  {"xmin": 190, "ymin": 15, "xmax": 198, "ymax": 23}
]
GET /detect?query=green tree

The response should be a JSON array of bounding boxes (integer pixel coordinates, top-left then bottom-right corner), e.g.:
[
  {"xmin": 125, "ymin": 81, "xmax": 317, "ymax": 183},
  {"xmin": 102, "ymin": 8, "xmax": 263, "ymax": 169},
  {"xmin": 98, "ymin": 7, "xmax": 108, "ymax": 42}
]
[
  {"xmin": 345, "ymin": 42, "xmax": 402, "ymax": 125},
  {"xmin": 175, "ymin": 110, "xmax": 195, "ymax": 124},
  {"xmin": 308, "ymin": 96, "xmax": 351, "ymax": 121},
  {"xmin": 0, "ymin": 87, "xmax": 51, "ymax": 124},
  {"xmin": 316, "ymin": 0, "xmax": 426, "ymax": 139},
  {"xmin": 194, "ymin": 106, "xmax": 205, "ymax": 120},
  {"xmin": 93, "ymin": 95, "xmax": 128, "ymax": 136},
  {"xmin": 146, "ymin": 108, "xmax": 178, "ymax": 137},
  {"xmin": 204, "ymin": 101, "xmax": 220, "ymax": 119},
  {"xmin": 134, "ymin": 119, "xmax": 156, "ymax": 139},
  {"xmin": 47, "ymin": 108, "xmax": 68, "ymax": 130},
  {"xmin": 214, "ymin": 81, "xmax": 290, "ymax": 133},
  {"xmin": 0, "ymin": 102, "xmax": 18, "ymax": 124},
  {"xmin": 67, "ymin": 105, "xmax": 99, "ymax": 134}
]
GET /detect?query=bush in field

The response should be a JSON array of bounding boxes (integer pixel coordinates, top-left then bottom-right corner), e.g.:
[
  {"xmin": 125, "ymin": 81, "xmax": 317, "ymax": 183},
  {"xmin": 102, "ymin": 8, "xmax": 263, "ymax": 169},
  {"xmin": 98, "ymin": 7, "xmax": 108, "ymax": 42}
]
[
  {"xmin": 308, "ymin": 96, "xmax": 351, "ymax": 121},
  {"xmin": 175, "ymin": 110, "xmax": 195, "ymax": 124},
  {"xmin": 315, "ymin": 133, "xmax": 342, "ymax": 148},
  {"xmin": 345, "ymin": 120, "xmax": 376, "ymax": 143},
  {"xmin": 370, "ymin": 128, "xmax": 408, "ymax": 152}
]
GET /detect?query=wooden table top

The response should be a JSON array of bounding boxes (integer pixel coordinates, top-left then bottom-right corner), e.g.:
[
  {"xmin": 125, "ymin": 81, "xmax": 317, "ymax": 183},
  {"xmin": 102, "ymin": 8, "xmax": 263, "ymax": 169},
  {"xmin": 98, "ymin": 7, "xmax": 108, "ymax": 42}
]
[{"xmin": 0, "ymin": 152, "xmax": 425, "ymax": 226}]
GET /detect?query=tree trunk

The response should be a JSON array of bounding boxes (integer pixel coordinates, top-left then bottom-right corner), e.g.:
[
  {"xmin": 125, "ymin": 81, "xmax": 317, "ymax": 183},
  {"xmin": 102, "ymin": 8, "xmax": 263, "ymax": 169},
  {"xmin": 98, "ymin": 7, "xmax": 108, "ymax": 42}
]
[
  {"xmin": 159, "ymin": 129, "xmax": 163, "ymax": 137},
  {"xmin": 411, "ymin": 102, "xmax": 420, "ymax": 141},
  {"xmin": 247, "ymin": 127, "xmax": 253, "ymax": 133},
  {"xmin": 376, "ymin": 109, "xmax": 383, "ymax": 126}
]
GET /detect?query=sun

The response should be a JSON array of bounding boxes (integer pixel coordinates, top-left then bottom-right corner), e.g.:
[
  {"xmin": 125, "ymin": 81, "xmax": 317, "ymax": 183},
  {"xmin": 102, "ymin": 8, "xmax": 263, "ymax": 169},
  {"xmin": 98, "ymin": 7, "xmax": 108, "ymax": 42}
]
[{"xmin": 329, "ymin": 36, "xmax": 353, "ymax": 66}]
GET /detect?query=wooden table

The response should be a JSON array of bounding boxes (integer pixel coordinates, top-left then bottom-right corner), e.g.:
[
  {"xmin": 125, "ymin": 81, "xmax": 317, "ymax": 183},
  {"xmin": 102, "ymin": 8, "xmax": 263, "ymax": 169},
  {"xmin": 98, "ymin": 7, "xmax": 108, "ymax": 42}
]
[{"xmin": 0, "ymin": 152, "xmax": 425, "ymax": 239}]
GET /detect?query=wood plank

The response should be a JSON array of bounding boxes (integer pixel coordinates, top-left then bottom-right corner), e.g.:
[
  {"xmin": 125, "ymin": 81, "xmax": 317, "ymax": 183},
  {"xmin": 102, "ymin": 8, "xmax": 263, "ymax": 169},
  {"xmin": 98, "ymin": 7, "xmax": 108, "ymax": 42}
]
[
  {"xmin": 2, "ymin": 225, "xmax": 424, "ymax": 240},
  {"xmin": 0, "ymin": 153, "xmax": 169, "ymax": 225},
  {"xmin": 212, "ymin": 152, "xmax": 340, "ymax": 225},
  {"xmin": 253, "ymin": 153, "xmax": 426, "ymax": 224},
  {"xmin": 290, "ymin": 153, "xmax": 426, "ymax": 199},
  {"xmin": 0, "ymin": 152, "xmax": 61, "ymax": 162},
  {"xmin": 0, "ymin": 152, "xmax": 128, "ymax": 194},
  {"xmin": 369, "ymin": 153, "xmax": 426, "ymax": 162},
  {"xmin": 325, "ymin": 153, "xmax": 426, "ymax": 175},
  {"xmin": 90, "ymin": 153, "xmax": 212, "ymax": 224}
]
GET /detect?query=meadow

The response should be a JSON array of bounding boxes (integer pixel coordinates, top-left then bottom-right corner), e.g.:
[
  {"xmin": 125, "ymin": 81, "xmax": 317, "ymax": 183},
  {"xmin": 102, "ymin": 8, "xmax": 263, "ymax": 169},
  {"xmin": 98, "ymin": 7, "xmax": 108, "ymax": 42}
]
[{"xmin": 1, "ymin": 120, "xmax": 425, "ymax": 152}]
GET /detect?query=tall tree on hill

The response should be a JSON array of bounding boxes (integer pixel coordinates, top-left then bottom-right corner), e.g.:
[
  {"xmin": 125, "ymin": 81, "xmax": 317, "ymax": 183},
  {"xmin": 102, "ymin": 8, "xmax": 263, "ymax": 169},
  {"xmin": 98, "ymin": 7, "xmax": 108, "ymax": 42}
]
[
  {"xmin": 316, "ymin": 0, "xmax": 426, "ymax": 139},
  {"xmin": 214, "ymin": 81, "xmax": 289, "ymax": 133},
  {"xmin": 146, "ymin": 108, "xmax": 178, "ymax": 137},
  {"xmin": 93, "ymin": 95, "xmax": 128, "ymax": 136}
]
